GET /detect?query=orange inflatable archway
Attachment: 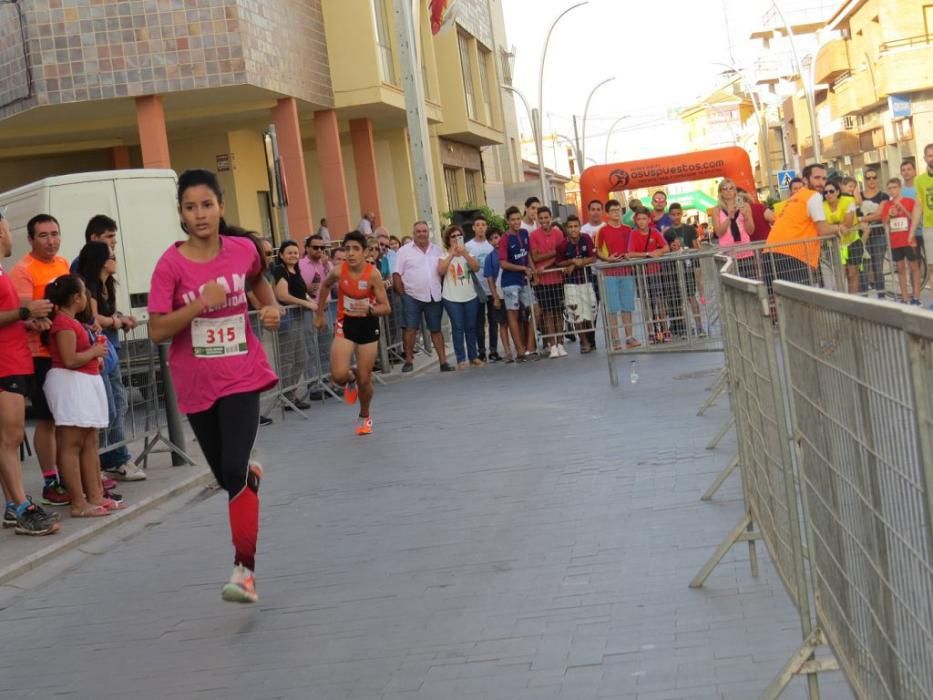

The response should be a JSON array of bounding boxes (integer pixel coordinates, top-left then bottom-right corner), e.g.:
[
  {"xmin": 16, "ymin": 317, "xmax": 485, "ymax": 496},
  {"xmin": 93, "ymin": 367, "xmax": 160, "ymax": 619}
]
[{"xmin": 579, "ymin": 146, "xmax": 758, "ymax": 209}]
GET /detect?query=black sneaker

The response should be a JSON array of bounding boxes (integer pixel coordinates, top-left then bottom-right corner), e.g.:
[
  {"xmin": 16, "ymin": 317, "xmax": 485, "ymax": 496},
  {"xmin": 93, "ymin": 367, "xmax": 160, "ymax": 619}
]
[
  {"xmin": 439, "ymin": 363, "xmax": 455, "ymax": 372},
  {"xmin": 14, "ymin": 504, "xmax": 59, "ymax": 536},
  {"xmin": 2, "ymin": 503, "xmax": 16, "ymax": 529},
  {"xmin": 488, "ymin": 352, "xmax": 502, "ymax": 362},
  {"xmin": 104, "ymin": 489, "xmax": 123, "ymax": 504},
  {"xmin": 259, "ymin": 415, "xmax": 273, "ymax": 427},
  {"xmin": 401, "ymin": 362, "xmax": 414, "ymax": 373}
]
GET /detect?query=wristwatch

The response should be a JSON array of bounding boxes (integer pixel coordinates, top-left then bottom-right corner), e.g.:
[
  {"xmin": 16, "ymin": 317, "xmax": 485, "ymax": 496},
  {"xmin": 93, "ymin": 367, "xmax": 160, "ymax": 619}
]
[{"xmin": 18, "ymin": 306, "xmax": 30, "ymax": 321}]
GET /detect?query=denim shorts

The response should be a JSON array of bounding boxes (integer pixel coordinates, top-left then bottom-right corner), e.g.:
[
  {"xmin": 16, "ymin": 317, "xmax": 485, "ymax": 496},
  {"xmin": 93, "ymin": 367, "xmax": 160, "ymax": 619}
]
[
  {"xmin": 401, "ymin": 294, "xmax": 443, "ymax": 332},
  {"xmin": 603, "ymin": 276, "xmax": 635, "ymax": 314},
  {"xmin": 502, "ymin": 285, "xmax": 533, "ymax": 311}
]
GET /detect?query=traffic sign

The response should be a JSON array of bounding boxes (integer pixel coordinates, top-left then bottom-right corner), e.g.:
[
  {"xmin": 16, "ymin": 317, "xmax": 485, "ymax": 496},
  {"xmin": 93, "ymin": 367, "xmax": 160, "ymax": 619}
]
[{"xmin": 777, "ymin": 170, "xmax": 796, "ymax": 191}]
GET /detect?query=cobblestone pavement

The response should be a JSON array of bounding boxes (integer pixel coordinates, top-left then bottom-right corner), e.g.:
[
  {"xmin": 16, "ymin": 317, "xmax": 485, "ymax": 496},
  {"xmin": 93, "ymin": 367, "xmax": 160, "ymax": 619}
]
[{"xmin": 0, "ymin": 347, "xmax": 852, "ymax": 699}]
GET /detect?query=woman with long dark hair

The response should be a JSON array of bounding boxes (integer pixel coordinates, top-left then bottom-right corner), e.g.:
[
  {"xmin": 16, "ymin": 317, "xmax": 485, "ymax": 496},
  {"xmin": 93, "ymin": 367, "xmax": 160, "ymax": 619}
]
[
  {"xmin": 76, "ymin": 241, "xmax": 146, "ymax": 482},
  {"xmin": 148, "ymin": 169, "xmax": 282, "ymax": 603},
  {"xmin": 272, "ymin": 239, "xmax": 312, "ymax": 410}
]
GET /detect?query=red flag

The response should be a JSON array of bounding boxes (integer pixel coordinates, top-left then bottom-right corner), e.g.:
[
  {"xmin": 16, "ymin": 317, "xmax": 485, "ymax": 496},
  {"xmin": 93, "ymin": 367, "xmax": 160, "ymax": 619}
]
[{"xmin": 430, "ymin": 0, "xmax": 450, "ymax": 35}]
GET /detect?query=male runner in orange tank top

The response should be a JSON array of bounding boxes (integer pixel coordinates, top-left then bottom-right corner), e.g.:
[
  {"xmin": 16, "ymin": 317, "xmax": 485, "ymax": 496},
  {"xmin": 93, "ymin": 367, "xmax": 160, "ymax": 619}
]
[{"xmin": 315, "ymin": 230, "xmax": 391, "ymax": 435}]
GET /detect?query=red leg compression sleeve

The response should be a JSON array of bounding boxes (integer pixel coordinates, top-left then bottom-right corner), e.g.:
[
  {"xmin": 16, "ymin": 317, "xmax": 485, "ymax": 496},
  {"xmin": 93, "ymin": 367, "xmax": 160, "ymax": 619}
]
[{"xmin": 229, "ymin": 486, "xmax": 259, "ymax": 571}]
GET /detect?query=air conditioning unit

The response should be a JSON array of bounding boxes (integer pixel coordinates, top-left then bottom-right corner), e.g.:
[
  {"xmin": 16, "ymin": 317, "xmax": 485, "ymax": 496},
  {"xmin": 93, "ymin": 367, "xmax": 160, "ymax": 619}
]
[
  {"xmin": 843, "ymin": 155, "xmax": 852, "ymax": 165},
  {"xmin": 842, "ymin": 115, "xmax": 856, "ymax": 130}
]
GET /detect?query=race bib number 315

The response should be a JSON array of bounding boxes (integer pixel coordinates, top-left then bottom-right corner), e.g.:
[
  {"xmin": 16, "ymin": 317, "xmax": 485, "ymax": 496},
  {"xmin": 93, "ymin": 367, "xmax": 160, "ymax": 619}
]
[{"xmin": 192, "ymin": 315, "xmax": 247, "ymax": 358}]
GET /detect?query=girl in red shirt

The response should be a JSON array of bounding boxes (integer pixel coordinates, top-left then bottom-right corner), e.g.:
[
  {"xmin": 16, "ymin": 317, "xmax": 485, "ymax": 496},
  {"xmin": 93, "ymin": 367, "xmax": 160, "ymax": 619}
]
[{"xmin": 42, "ymin": 275, "xmax": 120, "ymax": 518}]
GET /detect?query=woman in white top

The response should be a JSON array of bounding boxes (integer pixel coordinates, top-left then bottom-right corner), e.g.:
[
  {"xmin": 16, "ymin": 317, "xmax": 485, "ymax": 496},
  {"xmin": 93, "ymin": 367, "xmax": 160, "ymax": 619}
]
[
  {"xmin": 712, "ymin": 178, "xmax": 756, "ymax": 277},
  {"xmin": 438, "ymin": 225, "xmax": 483, "ymax": 369}
]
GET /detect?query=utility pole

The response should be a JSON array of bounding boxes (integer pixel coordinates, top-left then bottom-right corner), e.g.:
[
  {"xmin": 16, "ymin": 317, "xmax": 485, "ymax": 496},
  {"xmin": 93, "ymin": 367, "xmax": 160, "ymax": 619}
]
[{"xmin": 393, "ymin": 0, "xmax": 440, "ymax": 237}]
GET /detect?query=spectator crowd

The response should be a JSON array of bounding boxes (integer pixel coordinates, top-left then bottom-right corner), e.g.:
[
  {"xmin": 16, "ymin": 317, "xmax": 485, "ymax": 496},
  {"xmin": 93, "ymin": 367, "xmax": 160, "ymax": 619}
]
[{"xmin": 2, "ymin": 146, "xmax": 931, "ymax": 539}]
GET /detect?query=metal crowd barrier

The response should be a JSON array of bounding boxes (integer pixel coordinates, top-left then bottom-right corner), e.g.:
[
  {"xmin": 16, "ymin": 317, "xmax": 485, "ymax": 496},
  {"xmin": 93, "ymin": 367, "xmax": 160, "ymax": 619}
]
[
  {"xmin": 774, "ymin": 282, "xmax": 933, "ymax": 699},
  {"xmin": 527, "ymin": 266, "xmax": 600, "ymax": 353},
  {"xmin": 690, "ymin": 264, "xmax": 823, "ymax": 698},
  {"xmin": 690, "ymin": 256, "xmax": 933, "ymax": 698},
  {"xmin": 595, "ymin": 249, "xmax": 722, "ymax": 385},
  {"xmin": 97, "ymin": 322, "xmax": 195, "ymax": 467}
]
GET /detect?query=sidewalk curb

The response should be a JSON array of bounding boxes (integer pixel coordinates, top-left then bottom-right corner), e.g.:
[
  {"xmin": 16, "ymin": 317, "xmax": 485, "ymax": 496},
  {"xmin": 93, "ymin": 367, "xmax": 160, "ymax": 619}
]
[{"xmin": 0, "ymin": 467, "xmax": 213, "ymax": 586}]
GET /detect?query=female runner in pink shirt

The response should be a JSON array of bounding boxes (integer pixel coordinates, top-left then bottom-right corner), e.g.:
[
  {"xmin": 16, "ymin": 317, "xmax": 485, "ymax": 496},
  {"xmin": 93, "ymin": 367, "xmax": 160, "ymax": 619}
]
[{"xmin": 148, "ymin": 169, "xmax": 282, "ymax": 603}]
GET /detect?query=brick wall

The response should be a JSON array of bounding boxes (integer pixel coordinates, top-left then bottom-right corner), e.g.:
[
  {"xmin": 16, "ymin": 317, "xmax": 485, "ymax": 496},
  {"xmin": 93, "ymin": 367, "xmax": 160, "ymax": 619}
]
[
  {"xmin": 0, "ymin": 3, "xmax": 32, "ymax": 114},
  {"xmin": 0, "ymin": 0, "xmax": 333, "ymax": 121},
  {"xmin": 452, "ymin": 0, "xmax": 493, "ymax": 48}
]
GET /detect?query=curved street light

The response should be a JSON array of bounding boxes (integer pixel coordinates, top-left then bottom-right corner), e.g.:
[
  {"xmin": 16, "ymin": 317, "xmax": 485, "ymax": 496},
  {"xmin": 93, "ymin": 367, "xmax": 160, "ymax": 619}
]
[
  {"xmin": 580, "ymin": 76, "xmax": 615, "ymax": 166},
  {"xmin": 536, "ymin": 1, "xmax": 588, "ymax": 204},
  {"xmin": 603, "ymin": 114, "xmax": 631, "ymax": 163},
  {"xmin": 713, "ymin": 61, "xmax": 775, "ymax": 195},
  {"xmin": 770, "ymin": 1, "xmax": 820, "ymax": 164}
]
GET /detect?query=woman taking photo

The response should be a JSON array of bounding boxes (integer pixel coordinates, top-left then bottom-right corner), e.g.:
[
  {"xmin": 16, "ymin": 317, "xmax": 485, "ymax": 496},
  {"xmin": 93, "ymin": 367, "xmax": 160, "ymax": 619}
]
[
  {"xmin": 822, "ymin": 180, "xmax": 860, "ymax": 294},
  {"xmin": 712, "ymin": 178, "xmax": 756, "ymax": 278},
  {"xmin": 438, "ymin": 225, "xmax": 483, "ymax": 369},
  {"xmin": 148, "ymin": 169, "xmax": 281, "ymax": 604},
  {"xmin": 272, "ymin": 240, "xmax": 313, "ymax": 411}
]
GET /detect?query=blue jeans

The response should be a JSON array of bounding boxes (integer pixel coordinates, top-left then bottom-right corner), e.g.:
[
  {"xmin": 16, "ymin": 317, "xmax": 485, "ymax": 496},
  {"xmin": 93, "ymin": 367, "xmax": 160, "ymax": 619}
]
[
  {"xmin": 443, "ymin": 297, "xmax": 479, "ymax": 363},
  {"xmin": 99, "ymin": 361, "xmax": 132, "ymax": 469}
]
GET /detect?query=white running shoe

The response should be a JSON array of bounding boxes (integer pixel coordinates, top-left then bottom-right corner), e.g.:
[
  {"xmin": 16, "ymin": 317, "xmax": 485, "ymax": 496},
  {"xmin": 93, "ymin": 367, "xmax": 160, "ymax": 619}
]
[
  {"xmin": 222, "ymin": 564, "xmax": 258, "ymax": 603},
  {"xmin": 104, "ymin": 462, "xmax": 147, "ymax": 481},
  {"xmin": 556, "ymin": 344, "xmax": 568, "ymax": 357},
  {"xmin": 548, "ymin": 345, "xmax": 560, "ymax": 359}
]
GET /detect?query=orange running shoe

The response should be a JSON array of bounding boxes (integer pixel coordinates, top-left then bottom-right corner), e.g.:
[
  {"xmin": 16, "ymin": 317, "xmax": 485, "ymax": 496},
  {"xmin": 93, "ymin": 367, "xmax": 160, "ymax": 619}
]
[
  {"xmin": 344, "ymin": 380, "xmax": 358, "ymax": 405},
  {"xmin": 356, "ymin": 415, "xmax": 373, "ymax": 436}
]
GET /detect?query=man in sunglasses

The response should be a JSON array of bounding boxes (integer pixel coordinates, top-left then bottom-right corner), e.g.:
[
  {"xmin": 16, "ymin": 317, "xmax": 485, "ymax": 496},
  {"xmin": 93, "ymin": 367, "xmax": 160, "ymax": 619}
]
[
  {"xmin": 300, "ymin": 234, "xmax": 338, "ymax": 399},
  {"xmin": 858, "ymin": 167, "xmax": 890, "ymax": 296}
]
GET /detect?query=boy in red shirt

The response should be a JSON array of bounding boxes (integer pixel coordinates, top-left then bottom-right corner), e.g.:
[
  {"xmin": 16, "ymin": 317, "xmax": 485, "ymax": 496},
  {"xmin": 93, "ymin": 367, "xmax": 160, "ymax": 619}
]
[
  {"xmin": 881, "ymin": 177, "xmax": 920, "ymax": 304},
  {"xmin": 627, "ymin": 210, "xmax": 671, "ymax": 343},
  {"xmin": 595, "ymin": 200, "xmax": 639, "ymax": 350},
  {"xmin": 530, "ymin": 206, "xmax": 567, "ymax": 358}
]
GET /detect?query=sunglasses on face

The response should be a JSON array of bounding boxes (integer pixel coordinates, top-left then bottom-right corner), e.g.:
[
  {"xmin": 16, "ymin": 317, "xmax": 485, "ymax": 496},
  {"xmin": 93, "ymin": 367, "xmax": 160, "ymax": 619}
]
[
  {"xmin": 865, "ymin": 175, "xmax": 877, "ymax": 180},
  {"xmin": 824, "ymin": 188, "xmax": 837, "ymax": 194},
  {"xmin": 310, "ymin": 245, "xmax": 326, "ymax": 250},
  {"xmin": 450, "ymin": 234, "xmax": 463, "ymax": 239}
]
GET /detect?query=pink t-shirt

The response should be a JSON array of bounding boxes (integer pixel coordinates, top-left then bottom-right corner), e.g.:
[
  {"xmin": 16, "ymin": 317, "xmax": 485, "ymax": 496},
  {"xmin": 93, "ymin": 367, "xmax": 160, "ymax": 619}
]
[
  {"xmin": 148, "ymin": 236, "xmax": 278, "ymax": 414},
  {"xmin": 530, "ymin": 226, "xmax": 565, "ymax": 285}
]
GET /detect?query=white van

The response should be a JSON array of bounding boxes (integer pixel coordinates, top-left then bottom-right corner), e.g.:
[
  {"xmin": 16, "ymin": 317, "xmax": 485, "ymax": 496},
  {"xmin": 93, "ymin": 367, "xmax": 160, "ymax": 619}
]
[{"xmin": 0, "ymin": 169, "xmax": 182, "ymax": 320}]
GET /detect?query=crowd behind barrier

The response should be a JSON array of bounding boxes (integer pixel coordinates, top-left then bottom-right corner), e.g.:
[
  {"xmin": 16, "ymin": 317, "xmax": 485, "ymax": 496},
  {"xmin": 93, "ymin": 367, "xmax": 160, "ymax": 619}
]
[{"xmin": 688, "ymin": 256, "xmax": 933, "ymax": 699}]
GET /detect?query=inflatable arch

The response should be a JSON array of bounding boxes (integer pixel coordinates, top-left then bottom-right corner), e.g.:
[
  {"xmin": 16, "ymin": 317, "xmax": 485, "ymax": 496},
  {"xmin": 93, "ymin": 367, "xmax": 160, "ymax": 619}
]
[{"xmin": 579, "ymin": 146, "xmax": 758, "ymax": 209}]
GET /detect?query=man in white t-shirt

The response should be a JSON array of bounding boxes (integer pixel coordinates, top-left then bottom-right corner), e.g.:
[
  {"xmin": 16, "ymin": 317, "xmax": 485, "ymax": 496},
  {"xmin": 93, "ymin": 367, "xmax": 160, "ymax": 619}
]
[
  {"xmin": 465, "ymin": 215, "xmax": 499, "ymax": 361},
  {"xmin": 522, "ymin": 196, "xmax": 540, "ymax": 233},
  {"xmin": 580, "ymin": 199, "xmax": 605, "ymax": 238},
  {"xmin": 578, "ymin": 199, "xmax": 605, "ymax": 348},
  {"xmin": 357, "ymin": 212, "xmax": 375, "ymax": 236}
]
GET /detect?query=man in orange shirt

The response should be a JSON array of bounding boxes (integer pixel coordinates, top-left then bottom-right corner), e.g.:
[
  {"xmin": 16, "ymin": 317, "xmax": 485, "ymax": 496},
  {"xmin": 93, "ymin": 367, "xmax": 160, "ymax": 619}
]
[
  {"xmin": 765, "ymin": 164, "xmax": 844, "ymax": 289},
  {"xmin": 11, "ymin": 215, "xmax": 71, "ymax": 507}
]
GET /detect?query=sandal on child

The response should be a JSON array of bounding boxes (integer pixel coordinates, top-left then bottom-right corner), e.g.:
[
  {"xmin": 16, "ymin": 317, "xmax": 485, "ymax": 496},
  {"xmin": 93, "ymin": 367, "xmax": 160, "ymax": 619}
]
[
  {"xmin": 98, "ymin": 498, "xmax": 126, "ymax": 512},
  {"xmin": 71, "ymin": 504, "xmax": 111, "ymax": 518}
]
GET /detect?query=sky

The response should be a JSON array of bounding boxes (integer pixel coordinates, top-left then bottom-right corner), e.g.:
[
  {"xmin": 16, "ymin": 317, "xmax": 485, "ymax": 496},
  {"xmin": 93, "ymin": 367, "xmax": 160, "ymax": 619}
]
[{"xmin": 500, "ymin": 0, "xmax": 779, "ymax": 166}]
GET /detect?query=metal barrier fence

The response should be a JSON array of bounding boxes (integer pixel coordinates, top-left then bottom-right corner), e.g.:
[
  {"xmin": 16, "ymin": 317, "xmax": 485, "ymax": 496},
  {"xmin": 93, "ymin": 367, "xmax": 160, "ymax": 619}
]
[
  {"xmin": 691, "ymin": 258, "xmax": 933, "ymax": 698},
  {"xmin": 690, "ymin": 265, "xmax": 823, "ymax": 698},
  {"xmin": 776, "ymin": 282, "xmax": 933, "ymax": 699},
  {"xmin": 528, "ymin": 266, "xmax": 600, "ymax": 354},
  {"xmin": 96, "ymin": 323, "xmax": 194, "ymax": 467}
]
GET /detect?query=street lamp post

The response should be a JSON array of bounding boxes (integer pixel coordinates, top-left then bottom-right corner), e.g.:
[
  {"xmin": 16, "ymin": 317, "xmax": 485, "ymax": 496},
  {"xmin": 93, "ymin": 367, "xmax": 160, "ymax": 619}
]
[
  {"xmin": 580, "ymin": 76, "xmax": 615, "ymax": 165},
  {"xmin": 604, "ymin": 114, "xmax": 631, "ymax": 162},
  {"xmin": 715, "ymin": 62, "xmax": 775, "ymax": 196},
  {"xmin": 536, "ymin": 1, "xmax": 588, "ymax": 204},
  {"xmin": 770, "ymin": 1, "xmax": 821, "ymax": 163}
]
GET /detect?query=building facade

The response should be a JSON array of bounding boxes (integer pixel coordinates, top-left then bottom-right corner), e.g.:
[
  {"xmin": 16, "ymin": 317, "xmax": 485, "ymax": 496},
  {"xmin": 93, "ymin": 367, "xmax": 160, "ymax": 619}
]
[{"xmin": 0, "ymin": 0, "xmax": 521, "ymax": 243}]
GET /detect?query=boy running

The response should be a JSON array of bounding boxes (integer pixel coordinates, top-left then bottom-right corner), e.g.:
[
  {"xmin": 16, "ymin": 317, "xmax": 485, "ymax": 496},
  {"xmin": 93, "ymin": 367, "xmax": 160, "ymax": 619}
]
[{"xmin": 315, "ymin": 231, "xmax": 391, "ymax": 435}]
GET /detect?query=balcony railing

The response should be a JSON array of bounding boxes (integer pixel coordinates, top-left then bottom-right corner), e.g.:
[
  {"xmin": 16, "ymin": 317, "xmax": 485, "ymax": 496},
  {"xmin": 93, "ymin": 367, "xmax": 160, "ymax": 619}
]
[{"xmin": 880, "ymin": 34, "xmax": 933, "ymax": 52}]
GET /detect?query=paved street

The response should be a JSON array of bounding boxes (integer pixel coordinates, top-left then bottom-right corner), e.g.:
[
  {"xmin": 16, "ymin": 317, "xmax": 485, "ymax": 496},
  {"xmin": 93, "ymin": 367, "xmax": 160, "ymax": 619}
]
[{"xmin": 0, "ymin": 348, "xmax": 851, "ymax": 700}]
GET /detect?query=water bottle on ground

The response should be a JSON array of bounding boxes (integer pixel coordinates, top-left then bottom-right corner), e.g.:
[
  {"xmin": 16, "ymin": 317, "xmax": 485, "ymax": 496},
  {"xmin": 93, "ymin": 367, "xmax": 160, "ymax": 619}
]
[{"xmin": 629, "ymin": 359, "xmax": 639, "ymax": 384}]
